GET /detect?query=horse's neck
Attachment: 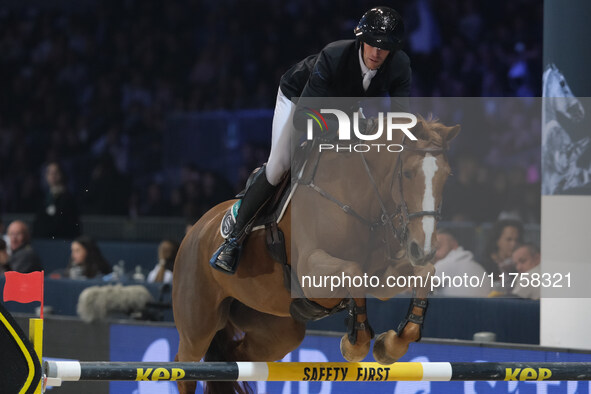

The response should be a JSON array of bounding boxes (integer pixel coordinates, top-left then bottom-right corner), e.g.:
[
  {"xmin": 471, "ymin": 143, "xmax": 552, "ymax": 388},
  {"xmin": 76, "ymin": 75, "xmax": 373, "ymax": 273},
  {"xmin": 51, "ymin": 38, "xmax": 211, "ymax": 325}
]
[
  {"xmin": 310, "ymin": 135, "xmax": 400, "ymax": 219},
  {"xmin": 361, "ymin": 131, "xmax": 405, "ymax": 173}
]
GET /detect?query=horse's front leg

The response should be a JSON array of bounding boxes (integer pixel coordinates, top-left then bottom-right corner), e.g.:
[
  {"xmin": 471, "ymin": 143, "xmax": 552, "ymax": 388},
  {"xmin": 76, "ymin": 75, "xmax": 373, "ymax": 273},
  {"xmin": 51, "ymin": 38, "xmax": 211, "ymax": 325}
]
[
  {"xmin": 339, "ymin": 297, "xmax": 375, "ymax": 362},
  {"xmin": 302, "ymin": 249, "xmax": 374, "ymax": 362},
  {"xmin": 373, "ymin": 263, "xmax": 434, "ymax": 365}
]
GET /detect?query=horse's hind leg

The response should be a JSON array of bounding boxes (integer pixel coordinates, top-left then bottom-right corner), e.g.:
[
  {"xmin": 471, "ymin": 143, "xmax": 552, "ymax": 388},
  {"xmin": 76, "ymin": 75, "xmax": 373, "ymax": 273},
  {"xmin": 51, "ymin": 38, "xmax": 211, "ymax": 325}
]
[
  {"xmin": 229, "ymin": 301, "xmax": 306, "ymax": 361},
  {"xmin": 174, "ymin": 293, "xmax": 231, "ymax": 394}
]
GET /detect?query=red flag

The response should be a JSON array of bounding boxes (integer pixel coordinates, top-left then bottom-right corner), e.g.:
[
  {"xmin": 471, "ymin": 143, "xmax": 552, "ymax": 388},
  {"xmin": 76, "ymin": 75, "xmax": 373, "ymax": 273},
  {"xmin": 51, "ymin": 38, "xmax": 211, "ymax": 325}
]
[{"xmin": 3, "ymin": 271, "xmax": 44, "ymax": 305}]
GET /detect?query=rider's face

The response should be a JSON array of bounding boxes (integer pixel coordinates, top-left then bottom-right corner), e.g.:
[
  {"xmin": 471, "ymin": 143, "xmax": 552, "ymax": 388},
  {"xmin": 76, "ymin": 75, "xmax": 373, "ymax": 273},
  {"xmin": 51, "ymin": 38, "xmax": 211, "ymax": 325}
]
[{"xmin": 362, "ymin": 43, "xmax": 390, "ymax": 70}]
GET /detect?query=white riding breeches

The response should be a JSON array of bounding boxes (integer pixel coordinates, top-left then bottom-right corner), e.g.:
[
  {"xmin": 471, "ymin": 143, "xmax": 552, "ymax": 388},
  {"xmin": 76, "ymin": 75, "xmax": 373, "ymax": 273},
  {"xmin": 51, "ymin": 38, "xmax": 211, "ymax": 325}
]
[{"xmin": 265, "ymin": 88, "xmax": 296, "ymax": 185}]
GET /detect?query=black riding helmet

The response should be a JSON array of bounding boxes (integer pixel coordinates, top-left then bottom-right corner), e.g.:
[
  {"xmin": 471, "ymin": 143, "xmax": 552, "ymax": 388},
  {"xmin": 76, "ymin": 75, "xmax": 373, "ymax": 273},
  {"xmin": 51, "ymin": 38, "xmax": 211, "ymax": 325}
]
[{"xmin": 354, "ymin": 6, "xmax": 405, "ymax": 52}]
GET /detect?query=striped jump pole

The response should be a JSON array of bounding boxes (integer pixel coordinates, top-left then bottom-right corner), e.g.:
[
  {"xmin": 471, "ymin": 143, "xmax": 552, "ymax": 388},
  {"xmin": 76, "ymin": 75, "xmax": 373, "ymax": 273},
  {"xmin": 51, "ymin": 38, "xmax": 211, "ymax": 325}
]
[{"xmin": 45, "ymin": 361, "xmax": 591, "ymax": 383}]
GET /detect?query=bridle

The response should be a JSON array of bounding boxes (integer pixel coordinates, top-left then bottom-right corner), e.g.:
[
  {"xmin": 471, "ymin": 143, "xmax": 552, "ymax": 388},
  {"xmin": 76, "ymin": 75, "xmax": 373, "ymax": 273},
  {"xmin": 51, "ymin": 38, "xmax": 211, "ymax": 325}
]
[
  {"xmin": 389, "ymin": 138, "xmax": 447, "ymax": 243},
  {"xmin": 301, "ymin": 136, "xmax": 448, "ymax": 261}
]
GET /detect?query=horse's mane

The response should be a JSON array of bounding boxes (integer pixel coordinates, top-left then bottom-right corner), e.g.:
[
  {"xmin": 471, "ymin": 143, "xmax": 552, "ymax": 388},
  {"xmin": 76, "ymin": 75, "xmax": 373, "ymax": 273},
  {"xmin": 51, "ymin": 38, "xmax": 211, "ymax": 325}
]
[{"xmin": 414, "ymin": 115, "xmax": 448, "ymax": 150}]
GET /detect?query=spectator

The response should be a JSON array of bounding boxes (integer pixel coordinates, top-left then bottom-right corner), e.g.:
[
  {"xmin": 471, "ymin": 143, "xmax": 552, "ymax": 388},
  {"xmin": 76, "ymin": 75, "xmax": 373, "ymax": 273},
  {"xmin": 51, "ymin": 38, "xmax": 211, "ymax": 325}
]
[
  {"xmin": 0, "ymin": 0, "xmax": 544, "ymax": 219},
  {"xmin": 511, "ymin": 243, "xmax": 541, "ymax": 300},
  {"xmin": 83, "ymin": 155, "xmax": 131, "ymax": 215},
  {"xmin": 442, "ymin": 154, "xmax": 488, "ymax": 222},
  {"xmin": 432, "ymin": 229, "xmax": 490, "ymax": 297},
  {"xmin": 0, "ymin": 216, "xmax": 10, "ymax": 256},
  {"xmin": 0, "ymin": 239, "xmax": 8, "ymax": 278},
  {"xmin": 140, "ymin": 182, "xmax": 171, "ymax": 216},
  {"xmin": 4, "ymin": 220, "xmax": 43, "ymax": 273},
  {"xmin": 147, "ymin": 239, "xmax": 179, "ymax": 284},
  {"xmin": 33, "ymin": 161, "xmax": 81, "ymax": 239},
  {"xmin": 63, "ymin": 235, "xmax": 112, "ymax": 279},
  {"xmin": 481, "ymin": 219, "xmax": 524, "ymax": 279}
]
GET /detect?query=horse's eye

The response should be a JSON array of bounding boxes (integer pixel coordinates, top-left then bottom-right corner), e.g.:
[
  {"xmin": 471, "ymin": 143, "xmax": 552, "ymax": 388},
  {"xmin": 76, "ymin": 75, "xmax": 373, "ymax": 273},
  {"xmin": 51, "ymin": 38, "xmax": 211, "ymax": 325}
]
[
  {"xmin": 560, "ymin": 80, "xmax": 565, "ymax": 87},
  {"xmin": 403, "ymin": 170, "xmax": 412, "ymax": 179}
]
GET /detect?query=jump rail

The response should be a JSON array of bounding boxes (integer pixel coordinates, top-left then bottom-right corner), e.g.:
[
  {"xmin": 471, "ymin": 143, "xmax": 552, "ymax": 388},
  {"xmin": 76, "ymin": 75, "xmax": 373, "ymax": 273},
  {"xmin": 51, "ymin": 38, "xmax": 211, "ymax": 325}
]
[{"xmin": 44, "ymin": 361, "xmax": 591, "ymax": 382}]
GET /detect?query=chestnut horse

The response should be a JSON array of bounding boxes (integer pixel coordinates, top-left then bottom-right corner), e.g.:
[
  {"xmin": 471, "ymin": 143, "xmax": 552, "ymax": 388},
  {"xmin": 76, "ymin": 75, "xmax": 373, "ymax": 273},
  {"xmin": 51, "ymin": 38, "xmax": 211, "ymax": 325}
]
[{"xmin": 173, "ymin": 118, "xmax": 459, "ymax": 394}]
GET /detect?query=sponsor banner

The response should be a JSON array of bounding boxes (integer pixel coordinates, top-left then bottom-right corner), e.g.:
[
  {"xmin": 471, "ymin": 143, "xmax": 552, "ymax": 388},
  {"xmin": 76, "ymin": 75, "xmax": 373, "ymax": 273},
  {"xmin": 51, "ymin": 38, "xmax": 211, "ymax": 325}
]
[{"xmin": 110, "ymin": 323, "xmax": 591, "ymax": 393}]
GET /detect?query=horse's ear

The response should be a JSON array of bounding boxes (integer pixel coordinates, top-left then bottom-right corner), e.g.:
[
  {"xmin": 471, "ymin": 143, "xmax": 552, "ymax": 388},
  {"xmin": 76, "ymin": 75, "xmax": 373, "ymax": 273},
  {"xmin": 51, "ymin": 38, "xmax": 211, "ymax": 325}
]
[{"xmin": 442, "ymin": 124, "xmax": 460, "ymax": 143}]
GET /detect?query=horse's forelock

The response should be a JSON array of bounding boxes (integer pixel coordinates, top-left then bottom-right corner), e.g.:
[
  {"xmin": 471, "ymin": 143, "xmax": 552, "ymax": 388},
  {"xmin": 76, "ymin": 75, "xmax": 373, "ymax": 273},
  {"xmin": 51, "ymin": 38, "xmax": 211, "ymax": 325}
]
[{"xmin": 415, "ymin": 117, "xmax": 447, "ymax": 149}]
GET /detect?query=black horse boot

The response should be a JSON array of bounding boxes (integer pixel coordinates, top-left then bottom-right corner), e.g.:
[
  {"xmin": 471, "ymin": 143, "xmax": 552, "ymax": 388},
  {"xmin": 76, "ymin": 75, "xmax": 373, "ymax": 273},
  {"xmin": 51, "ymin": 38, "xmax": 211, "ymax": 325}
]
[{"xmin": 209, "ymin": 168, "xmax": 276, "ymax": 274}]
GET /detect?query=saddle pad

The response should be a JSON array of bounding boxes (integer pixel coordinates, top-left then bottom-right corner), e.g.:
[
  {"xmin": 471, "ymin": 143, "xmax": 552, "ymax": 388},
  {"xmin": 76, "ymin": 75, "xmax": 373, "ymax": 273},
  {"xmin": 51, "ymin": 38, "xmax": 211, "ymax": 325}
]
[{"xmin": 219, "ymin": 181, "xmax": 297, "ymax": 239}]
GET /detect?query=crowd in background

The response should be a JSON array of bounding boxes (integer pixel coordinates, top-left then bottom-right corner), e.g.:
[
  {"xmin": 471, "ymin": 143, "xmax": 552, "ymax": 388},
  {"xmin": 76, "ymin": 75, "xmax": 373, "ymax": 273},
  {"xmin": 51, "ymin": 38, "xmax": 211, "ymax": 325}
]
[
  {"xmin": 0, "ymin": 217, "xmax": 179, "ymax": 286},
  {"xmin": 1, "ymin": 215, "xmax": 541, "ymax": 300},
  {"xmin": 0, "ymin": 0, "xmax": 543, "ymax": 227}
]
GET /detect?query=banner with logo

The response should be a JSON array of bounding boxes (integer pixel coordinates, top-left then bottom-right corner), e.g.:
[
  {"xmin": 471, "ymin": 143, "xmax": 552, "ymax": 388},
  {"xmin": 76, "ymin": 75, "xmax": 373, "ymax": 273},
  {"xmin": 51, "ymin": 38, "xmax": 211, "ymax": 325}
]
[{"xmin": 109, "ymin": 324, "xmax": 591, "ymax": 394}]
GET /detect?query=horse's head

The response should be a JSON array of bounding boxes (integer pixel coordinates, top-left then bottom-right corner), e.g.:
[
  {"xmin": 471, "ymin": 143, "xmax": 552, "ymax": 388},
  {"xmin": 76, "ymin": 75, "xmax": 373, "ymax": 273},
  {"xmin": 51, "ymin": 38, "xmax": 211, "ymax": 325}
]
[
  {"xmin": 392, "ymin": 119, "xmax": 460, "ymax": 266},
  {"xmin": 543, "ymin": 64, "xmax": 585, "ymax": 123}
]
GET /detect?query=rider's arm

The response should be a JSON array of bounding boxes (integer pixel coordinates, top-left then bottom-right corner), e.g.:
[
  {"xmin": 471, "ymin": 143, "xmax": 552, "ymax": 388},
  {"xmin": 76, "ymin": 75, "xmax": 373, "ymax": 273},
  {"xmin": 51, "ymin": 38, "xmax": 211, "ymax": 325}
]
[{"xmin": 291, "ymin": 49, "xmax": 341, "ymax": 137}]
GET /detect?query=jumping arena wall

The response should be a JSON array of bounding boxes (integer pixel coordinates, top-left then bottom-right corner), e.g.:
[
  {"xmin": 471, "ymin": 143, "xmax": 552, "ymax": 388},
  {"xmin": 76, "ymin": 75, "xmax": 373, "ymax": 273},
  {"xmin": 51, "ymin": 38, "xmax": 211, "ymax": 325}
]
[{"xmin": 6, "ymin": 311, "xmax": 591, "ymax": 393}]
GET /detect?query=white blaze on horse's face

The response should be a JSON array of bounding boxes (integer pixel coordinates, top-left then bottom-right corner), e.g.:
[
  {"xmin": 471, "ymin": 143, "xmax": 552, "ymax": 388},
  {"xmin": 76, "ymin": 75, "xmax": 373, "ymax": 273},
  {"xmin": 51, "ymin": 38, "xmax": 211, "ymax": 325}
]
[
  {"xmin": 421, "ymin": 153, "xmax": 437, "ymax": 256},
  {"xmin": 402, "ymin": 151, "xmax": 445, "ymax": 266}
]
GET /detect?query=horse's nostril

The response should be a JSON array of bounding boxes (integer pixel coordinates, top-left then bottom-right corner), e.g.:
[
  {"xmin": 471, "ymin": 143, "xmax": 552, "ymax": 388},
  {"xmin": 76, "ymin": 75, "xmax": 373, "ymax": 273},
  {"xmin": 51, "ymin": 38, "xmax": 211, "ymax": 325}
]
[{"xmin": 410, "ymin": 242, "xmax": 422, "ymax": 260}]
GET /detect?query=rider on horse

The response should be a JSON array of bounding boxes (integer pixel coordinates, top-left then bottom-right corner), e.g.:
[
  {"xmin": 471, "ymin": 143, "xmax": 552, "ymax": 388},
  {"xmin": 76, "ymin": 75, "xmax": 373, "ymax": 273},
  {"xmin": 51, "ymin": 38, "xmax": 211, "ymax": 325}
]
[{"xmin": 210, "ymin": 6, "xmax": 411, "ymax": 274}]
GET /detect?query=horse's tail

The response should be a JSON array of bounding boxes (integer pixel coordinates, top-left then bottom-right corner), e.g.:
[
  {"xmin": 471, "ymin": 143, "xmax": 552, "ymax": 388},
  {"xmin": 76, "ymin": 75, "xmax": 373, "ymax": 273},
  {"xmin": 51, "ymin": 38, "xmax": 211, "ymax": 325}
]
[{"xmin": 204, "ymin": 323, "xmax": 253, "ymax": 394}]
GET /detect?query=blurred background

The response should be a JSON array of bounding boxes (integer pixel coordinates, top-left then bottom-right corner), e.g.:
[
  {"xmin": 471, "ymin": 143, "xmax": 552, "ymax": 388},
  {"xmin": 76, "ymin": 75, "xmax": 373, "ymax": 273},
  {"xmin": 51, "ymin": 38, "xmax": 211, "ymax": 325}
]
[
  {"xmin": 2, "ymin": 2, "xmax": 572, "ymax": 393},
  {"xmin": 0, "ymin": 0, "xmax": 546, "ymax": 329},
  {"xmin": 0, "ymin": 0, "xmax": 542, "ymax": 233}
]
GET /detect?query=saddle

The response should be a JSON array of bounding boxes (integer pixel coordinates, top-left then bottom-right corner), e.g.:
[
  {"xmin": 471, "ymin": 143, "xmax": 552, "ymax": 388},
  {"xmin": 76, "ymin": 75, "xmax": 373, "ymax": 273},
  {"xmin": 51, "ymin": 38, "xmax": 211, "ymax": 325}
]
[
  {"xmin": 218, "ymin": 146, "xmax": 305, "ymax": 278},
  {"xmin": 218, "ymin": 141, "xmax": 351, "ymax": 323},
  {"xmin": 219, "ymin": 168, "xmax": 294, "ymax": 244},
  {"xmin": 220, "ymin": 140, "xmax": 319, "ymax": 245}
]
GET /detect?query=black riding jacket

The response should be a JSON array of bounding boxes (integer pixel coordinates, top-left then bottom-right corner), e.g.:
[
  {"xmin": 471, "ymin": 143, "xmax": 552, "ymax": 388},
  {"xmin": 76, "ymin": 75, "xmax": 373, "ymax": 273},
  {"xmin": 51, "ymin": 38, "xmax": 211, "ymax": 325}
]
[{"xmin": 279, "ymin": 39, "xmax": 411, "ymax": 133}]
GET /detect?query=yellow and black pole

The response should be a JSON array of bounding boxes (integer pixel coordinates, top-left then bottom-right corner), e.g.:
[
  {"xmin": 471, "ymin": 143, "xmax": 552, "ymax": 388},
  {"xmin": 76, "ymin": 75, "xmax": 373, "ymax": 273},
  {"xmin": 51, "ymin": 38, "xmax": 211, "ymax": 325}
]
[
  {"xmin": 1, "ymin": 271, "xmax": 45, "ymax": 393},
  {"xmin": 29, "ymin": 317, "xmax": 43, "ymax": 393}
]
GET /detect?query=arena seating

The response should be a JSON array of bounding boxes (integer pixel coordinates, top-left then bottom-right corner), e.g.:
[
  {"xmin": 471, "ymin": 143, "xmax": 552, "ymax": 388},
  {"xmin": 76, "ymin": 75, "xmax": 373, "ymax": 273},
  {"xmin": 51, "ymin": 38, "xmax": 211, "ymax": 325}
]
[
  {"xmin": 0, "ymin": 277, "xmax": 538, "ymax": 345},
  {"xmin": 31, "ymin": 239, "xmax": 159, "ymax": 276}
]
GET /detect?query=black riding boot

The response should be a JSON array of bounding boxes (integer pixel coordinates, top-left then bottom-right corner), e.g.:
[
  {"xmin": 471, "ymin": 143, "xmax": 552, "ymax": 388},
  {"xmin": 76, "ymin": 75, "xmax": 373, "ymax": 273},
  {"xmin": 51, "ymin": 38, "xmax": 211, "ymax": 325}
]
[{"xmin": 209, "ymin": 168, "xmax": 276, "ymax": 274}]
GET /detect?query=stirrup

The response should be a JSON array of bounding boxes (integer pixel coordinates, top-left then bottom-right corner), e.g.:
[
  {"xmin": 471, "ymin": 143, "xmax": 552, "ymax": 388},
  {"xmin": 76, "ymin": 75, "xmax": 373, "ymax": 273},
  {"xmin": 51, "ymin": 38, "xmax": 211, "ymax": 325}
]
[{"xmin": 209, "ymin": 238, "xmax": 241, "ymax": 274}]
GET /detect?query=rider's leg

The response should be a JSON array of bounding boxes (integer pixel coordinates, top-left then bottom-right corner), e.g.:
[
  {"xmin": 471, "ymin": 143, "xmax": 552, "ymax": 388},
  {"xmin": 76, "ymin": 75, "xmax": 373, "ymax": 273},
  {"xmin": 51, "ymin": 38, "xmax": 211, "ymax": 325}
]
[
  {"xmin": 209, "ymin": 166, "xmax": 276, "ymax": 273},
  {"xmin": 210, "ymin": 88, "xmax": 295, "ymax": 274},
  {"xmin": 266, "ymin": 87, "xmax": 296, "ymax": 185}
]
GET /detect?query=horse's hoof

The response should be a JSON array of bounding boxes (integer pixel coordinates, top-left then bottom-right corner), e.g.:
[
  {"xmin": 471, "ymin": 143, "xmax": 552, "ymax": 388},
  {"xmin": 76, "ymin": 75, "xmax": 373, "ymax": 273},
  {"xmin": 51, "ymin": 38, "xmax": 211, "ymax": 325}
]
[
  {"xmin": 340, "ymin": 334, "xmax": 370, "ymax": 362},
  {"xmin": 373, "ymin": 330, "xmax": 409, "ymax": 365}
]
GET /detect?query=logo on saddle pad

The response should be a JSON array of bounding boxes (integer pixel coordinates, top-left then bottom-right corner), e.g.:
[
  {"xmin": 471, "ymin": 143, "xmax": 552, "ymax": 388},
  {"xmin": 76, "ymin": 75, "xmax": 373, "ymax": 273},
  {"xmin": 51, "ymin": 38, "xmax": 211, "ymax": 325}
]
[
  {"xmin": 306, "ymin": 109, "xmax": 418, "ymax": 153},
  {"xmin": 220, "ymin": 200, "xmax": 241, "ymax": 239}
]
